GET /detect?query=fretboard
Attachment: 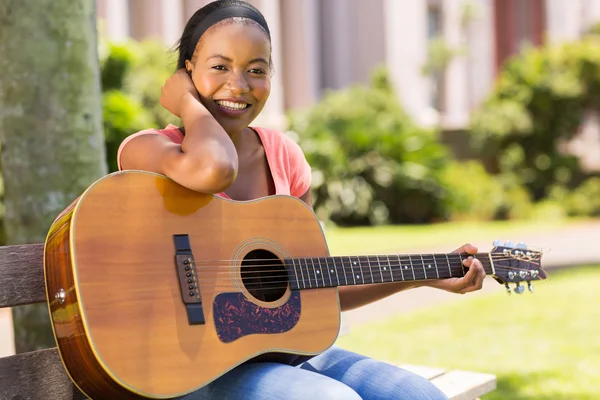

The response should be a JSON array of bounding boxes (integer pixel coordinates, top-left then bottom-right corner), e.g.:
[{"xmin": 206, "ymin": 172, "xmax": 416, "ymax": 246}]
[{"xmin": 285, "ymin": 253, "xmax": 493, "ymax": 290}]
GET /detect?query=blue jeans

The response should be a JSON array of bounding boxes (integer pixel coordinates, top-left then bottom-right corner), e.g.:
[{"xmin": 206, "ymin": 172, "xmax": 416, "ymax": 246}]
[{"xmin": 182, "ymin": 346, "xmax": 448, "ymax": 400}]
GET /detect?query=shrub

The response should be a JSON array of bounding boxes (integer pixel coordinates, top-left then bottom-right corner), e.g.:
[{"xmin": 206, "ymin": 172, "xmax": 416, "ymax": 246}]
[
  {"xmin": 470, "ymin": 37, "xmax": 600, "ymax": 201},
  {"xmin": 288, "ymin": 68, "xmax": 451, "ymax": 225},
  {"xmin": 99, "ymin": 39, "xmax": 179, "ymax": 172}
]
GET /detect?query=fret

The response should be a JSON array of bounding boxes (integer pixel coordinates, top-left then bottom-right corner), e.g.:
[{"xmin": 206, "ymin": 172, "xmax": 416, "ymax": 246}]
[
  {"xmin": 348, "ymin": 257, "xmax": 357, "ymax": 285},
  {"xmin": 382, "ymin": 255, "xmax": 394, "ymax": 282},
  {"xmin": 445, "ymin": 253, "xmax": 452, "ymax": 278},
  {"xmin": 357, "ymin": 256, "xmax": 372, "ymax": 284},
  {"xmin": 364, "ymin": 255, "xmax": 375, "ymax": 284},
  {"xmin": 407, "ymin": 254, "xmax": 419, "ymax": 281},
  {"xmin": 335, "ymin": 256, "xmax": 348, "ymax": 286},
  {"xmin": 295, "ymin": 258, "xmax": 306, "ymax": 289},
  {"xmin": 290, "ymin": 258, "xmax": 300, "ymax": 290},
  {"xmin": 303, "ymin": 258, "xmax": 315, "ymax": 288},
  {"xmin": 374, "ymin": 255, "xmax": 384, "ymax": 283},
  {"xmin": 313, "ymin": 257, "xmax": 326, "ymax": 288},
  {"xmin": 323, "ymin": 257, "xmax": 333, "ymax": 287},
  {"xmin": 376, "ymin": 255, "xmax": 391, "ymax": 283},
  {"xmin": 387, "ymin": 255, "xmax": 399, "ymax": 282},
  {"xmin": 432, "ymin": 254, "xmax": 440, "ymax": 279},
  {"xmin": 331, "ymin": 257, "xmax": 341, "ymax": 286},
  {"xmin": 352, "ymin": 256, "xmax": 365, "ymax": 284},
  {"xmin": 420, "ymin": 254, "xmax": 428, "ymax": 280},
  {"xmin": 395, "ymin": 255, "xmax": 405, "ymax": 281},
  {"xmin": 434, "ymin": 254, "xmax": 450, "ymax": 279},
  {"xmin": 458, "ymin": 254, "xmax": 466, "ymax": 277}
]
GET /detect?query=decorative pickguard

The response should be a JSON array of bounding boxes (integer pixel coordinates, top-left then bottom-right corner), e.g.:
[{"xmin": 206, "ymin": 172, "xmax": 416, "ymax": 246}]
[{"xmin": 213, "ymin": 291, "xmax": 301, "ymax": 343}]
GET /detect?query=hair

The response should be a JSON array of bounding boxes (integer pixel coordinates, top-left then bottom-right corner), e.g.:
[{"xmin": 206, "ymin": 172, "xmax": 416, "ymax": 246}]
[{"xmin": 175, "ymin": 0, "xmax": 271, "ymax": 70}]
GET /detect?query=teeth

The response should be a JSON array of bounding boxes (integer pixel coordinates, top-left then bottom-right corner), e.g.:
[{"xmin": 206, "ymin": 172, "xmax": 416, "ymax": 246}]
[{"xmin": 216, "ymin": 100, "xmax": 248, "ymax": 110}]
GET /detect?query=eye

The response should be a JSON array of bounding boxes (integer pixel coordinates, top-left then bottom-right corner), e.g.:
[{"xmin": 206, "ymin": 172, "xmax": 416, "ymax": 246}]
[
  {"xmin": 211, "ymin": 65, "xmax": 228, "ymax": 71},
  {"xmin": 249, "ymin": 68, "xmax": 266, "ymax": 75}
]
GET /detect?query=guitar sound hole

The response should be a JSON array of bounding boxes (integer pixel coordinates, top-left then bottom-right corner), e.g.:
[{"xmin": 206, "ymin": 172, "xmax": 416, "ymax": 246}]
[{"xmin": 241, "ymin": 250, "xmax": 287, "ymax": 302}]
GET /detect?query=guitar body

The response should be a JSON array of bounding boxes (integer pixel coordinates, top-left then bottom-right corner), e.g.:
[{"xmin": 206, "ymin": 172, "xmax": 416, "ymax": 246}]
[{"xmin": 44, "ymin": 170, "xmax": 340, "ymax": 400}]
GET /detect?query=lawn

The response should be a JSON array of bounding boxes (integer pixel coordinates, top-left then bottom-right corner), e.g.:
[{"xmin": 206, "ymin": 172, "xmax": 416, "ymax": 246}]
[
  {"xmin": 335, "ymin": 265, "xmax": 599, "ymax": 399},
  {"xmin": 323, "ymin": 218, "xmax": 571, "ymax": 255}
]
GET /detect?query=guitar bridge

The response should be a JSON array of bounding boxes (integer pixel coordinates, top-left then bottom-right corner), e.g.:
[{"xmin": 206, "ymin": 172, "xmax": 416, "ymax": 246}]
[{"xmin": 173, "ymin": 234, "xmax": 205, "ymax": 325}]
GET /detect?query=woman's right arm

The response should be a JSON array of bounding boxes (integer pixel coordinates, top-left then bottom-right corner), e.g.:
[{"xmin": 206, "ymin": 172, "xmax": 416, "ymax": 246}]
[{"xmin": 119, "ymin": 70, "xmax": 238, "ymax": 194}]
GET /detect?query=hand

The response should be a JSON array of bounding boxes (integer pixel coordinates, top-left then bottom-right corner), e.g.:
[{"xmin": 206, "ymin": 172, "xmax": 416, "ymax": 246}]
[
  {"xmin": 160, "ymin": 69, "xmax": 200, "ymax": 118},
  {"xmin": 428, "ymin": 243, "xmax": 486, "ymax": 294}
]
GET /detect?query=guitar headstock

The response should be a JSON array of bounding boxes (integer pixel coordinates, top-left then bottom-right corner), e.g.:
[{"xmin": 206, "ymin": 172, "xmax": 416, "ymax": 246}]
[{"xmin": 490, "ymin": 240, "xmax": 546, "ymax": 295}]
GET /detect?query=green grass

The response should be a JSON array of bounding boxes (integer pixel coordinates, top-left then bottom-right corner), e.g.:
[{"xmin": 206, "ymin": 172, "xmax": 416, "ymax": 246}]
[
  {"xmin": 323, "ymin": 219, "xmax": 572, "ymax": 255},
  {"xmin": 335, "ymin": 265, "xmax": 600, "ymax": 399}
]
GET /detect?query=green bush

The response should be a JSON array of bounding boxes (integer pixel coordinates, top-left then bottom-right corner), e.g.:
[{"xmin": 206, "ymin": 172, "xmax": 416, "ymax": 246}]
[
  {"xmin": 99, "ymin": 39, "xmax": 179, "ymax": 172},
  {"xmin": 438, "ymin": 161, "xmax": 504, "ymax": 221},
  {"xmin": 470, "ymin": 37, "xmax": 600, "ymax": 201},
  {"xmin": 288, "ymin": 68, "xmax": 452, "ymax": 225}
]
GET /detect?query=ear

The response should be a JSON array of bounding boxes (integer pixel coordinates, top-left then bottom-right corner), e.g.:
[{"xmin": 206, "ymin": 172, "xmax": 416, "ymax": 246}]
[{"xmin": 185, "ymin": 59, "xmax": 193, "ymax": 74}]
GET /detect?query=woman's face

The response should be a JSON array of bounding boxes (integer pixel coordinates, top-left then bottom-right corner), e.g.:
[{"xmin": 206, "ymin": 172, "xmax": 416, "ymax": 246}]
[{"xmin": 186, "ymin": 22, "xmax": 271, "ymax": 135}]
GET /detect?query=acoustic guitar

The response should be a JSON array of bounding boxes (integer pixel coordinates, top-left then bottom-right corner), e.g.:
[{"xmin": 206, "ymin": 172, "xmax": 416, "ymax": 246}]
[{"xmin": 44, "ymin": 170, "xmax": 546, "ymax": 399}]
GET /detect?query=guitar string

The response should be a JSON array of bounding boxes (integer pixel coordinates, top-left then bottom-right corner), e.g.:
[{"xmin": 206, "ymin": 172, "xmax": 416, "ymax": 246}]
[
  {"xmin": 172, "ymin": 260, "xmax": 541, "ymax": 280},
  {"xmin": 179, "ymin": 266, "xmax": 541, "ymax": 287},
  {"xmin": 181, "ymin": 258, "xmax": 541, "ymax": 274},
  {"xmin": 183, "ymin": 254, "xmax": 541, "ymax": 267},
  {"xmin": 182, "ymin": 253, "xmax": 542, "ymax": 264},
  {"xmin": 181, "ymin": 260, "xmax": 541, "ymax": 277},
  {"xmin": 181, "ymin": 267, "xmax": 539, "ymax": 292}
]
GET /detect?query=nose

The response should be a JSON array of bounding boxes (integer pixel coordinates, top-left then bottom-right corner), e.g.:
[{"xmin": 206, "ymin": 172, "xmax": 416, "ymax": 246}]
[{"xmin": 227, "ymin": 71, "xmax": 250, "ymax": 95}]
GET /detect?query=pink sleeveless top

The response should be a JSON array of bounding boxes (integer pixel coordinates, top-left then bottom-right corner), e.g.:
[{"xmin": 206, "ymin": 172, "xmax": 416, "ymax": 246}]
[{"xmin": 117, "ymin": 124, "xmax": 312, "ymax": 200}]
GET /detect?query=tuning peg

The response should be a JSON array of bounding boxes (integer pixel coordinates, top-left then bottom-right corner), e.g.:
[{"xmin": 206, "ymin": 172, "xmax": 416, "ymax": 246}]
[
  {"xmin": 505, "ymin": 241, "xmax": 515, "ymax": 248},
  {"xmin": 516, "ymin": 242, "xmax": 528, "ymax": 249},
  {"xmin": 528, "ymin": 282, "xmax": 534, "ymax": 293},
  {"xmin": 493, "ymin": 240, "xmax": 504, "ymax": 246},
  {"xmin": 514, "ymin": 283, "xmax": 525, "ymax": 294},
  {"xmin": 505, "ymin": 283, "xmax": 511, "ymax": 295}
]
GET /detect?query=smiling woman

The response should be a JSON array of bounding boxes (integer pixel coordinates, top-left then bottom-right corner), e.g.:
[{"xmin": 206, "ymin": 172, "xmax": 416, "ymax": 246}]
[{"xmin": 115, "ymin": 1, "xmax": 482, "ymax": 399}]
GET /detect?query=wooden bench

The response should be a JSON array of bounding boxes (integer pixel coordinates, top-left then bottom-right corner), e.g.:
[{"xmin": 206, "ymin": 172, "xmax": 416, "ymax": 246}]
[
  {"xmin": 0, "ymin": 243, "xmax": 86, "ymax": 399},
  {"xmin": 396, "ymin": 364, "xmax": 496, "ymax": 400},
  {"xmin": 0, "ymin": 243, "xmax": 496, "ymax": 399}
]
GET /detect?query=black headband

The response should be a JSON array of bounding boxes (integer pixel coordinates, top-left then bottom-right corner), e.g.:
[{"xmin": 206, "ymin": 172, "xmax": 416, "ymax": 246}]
[{"xmin": 188, "ymin": 3, "xmax": 270, "ymax": 57}]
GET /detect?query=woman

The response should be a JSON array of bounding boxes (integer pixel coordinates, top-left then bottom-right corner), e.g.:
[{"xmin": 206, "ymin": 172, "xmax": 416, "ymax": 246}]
[{"xmin": 118, "ymin": 1, "xmax": 485, "ymax": 399}]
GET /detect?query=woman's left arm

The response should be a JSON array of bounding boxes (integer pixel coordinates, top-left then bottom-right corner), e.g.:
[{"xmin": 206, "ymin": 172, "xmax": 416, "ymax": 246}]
[
  {"xmin": 298, "ymin": 191, "xmax": 486, "ymax": 312},
  {"xmin": 337, "ymin": 244, "xmax": 485, "ymax": 311}
]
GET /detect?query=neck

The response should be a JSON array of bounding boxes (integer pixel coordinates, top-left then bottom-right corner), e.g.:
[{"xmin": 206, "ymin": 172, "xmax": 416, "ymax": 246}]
[
  {"xmin": 228, "ymin": 126, "xmax": 254, "ymax": 149},
  {"xmin": 285, "ymin": 252, "xmax": 494, "ymax": 290}
]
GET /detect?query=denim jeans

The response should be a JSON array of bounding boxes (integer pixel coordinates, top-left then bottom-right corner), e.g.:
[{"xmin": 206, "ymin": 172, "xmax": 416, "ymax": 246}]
[{"xmin": 182, "ymin": 346, "xmax": 449, "ymax": 400}]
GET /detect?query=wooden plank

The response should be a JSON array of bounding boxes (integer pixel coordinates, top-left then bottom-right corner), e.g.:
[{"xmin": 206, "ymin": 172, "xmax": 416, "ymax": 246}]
[
  {"xmin": 430, "ymin": 369, "xmax": 497, "ymax": 400},
  {"xmin": 0, "ymin": 347, "xmax": 86, "ymax": 400},
  {"xmin": 0, "ymin": 244, "xmax": 46, "ymax": 308}
]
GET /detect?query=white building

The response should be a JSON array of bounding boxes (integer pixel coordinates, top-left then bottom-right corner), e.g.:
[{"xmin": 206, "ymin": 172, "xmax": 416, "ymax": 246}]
[{"xmin": 96, "ymin": 0, "xmax": 600, "ymax": 131}]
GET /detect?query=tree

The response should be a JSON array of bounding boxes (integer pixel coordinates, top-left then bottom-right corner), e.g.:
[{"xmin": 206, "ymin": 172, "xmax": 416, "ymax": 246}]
[{"xmin": 0, "ymin": 0, "xmax": 107, "ymax": 352}]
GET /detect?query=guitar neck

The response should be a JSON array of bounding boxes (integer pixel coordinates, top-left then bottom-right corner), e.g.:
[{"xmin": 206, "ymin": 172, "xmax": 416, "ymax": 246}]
[{"xmin": 286, "ymin": 253, "xmax": 494, "ymax": 290}]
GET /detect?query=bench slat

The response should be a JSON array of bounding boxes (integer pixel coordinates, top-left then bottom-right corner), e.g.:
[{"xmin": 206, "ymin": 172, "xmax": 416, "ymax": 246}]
[
  {"xmin": 0, "ymin": 347, "xmax": 85, "ymax": 400},
  {"xmin": 0, "ymin": 244, "xmax": 46, "ymax": 308},
  {"xmin": 430, "ymin": 369, "xmax": 497, "ymax": 400}
]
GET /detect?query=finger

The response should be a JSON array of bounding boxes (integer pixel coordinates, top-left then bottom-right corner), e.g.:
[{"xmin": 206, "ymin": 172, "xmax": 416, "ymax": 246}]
[
  {"xmin": 452, "ymin": 243, "xmax": 478, "ymax": 254},
  {"xmin": 459, "ymin": 260, "xmax": 486, "ymax": 293},
  {"xmin": 454, "ymin": 257, "xmax": 477, "ymax": 287}
]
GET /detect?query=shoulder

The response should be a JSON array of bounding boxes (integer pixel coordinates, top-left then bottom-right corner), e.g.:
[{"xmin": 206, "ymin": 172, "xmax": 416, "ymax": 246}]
[
  {"xmin": 252, "ymin": 126, "xmax": 311, "ymax": 197},
  {"xmin": 251, "ymin": 127, "xmax": 306, "ymax": 158}
]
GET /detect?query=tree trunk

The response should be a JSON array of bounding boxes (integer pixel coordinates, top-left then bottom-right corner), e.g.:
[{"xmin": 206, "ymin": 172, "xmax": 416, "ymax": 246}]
[{"xmin": 0, "ymin": 0, "xmax": 106, "ymax": 353}]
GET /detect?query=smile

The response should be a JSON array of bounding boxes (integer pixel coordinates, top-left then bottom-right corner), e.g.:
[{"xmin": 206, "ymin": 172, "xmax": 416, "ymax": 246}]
[{"xmin": 215, "ymin": 100, "xmax": 250, "ymax": 111}]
